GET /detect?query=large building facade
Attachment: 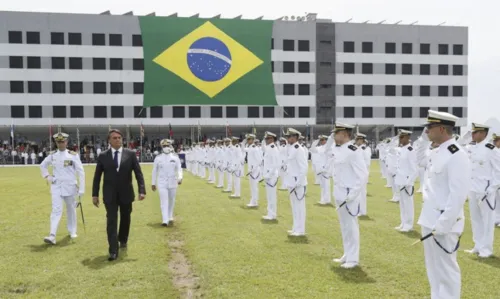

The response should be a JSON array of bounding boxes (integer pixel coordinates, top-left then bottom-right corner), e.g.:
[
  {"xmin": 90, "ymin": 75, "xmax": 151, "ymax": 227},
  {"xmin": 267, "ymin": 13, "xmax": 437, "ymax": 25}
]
[{"xmin": 0, "ymin": 10, "xmax": 468, "ymax": 138}]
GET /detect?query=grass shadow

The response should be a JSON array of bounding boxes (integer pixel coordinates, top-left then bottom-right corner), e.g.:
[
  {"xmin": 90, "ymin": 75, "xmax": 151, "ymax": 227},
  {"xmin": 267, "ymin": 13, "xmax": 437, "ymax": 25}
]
[
  {"xmin": 147, "ymin": 222, "xmax": 165, "ymax": 229},
  {"xmin": 314, "ymin": 203, "xmax": 334, "ymax": 208},
  {"xmin": 286, "ymin": 235, "xmax": 309, "ymax": 244},
  {"xmin": 81, "ymin": 254, "xmax": 138, "ymax": 270},
  {"xmin": 472, "ymin": 256, "xmax": 500, "ymax": 269},
  {"xmin": 27, "ymin": 244, "xmax": 51, "ymax": 252},
  {"xmin": 367, "ymin": 193, "xmax": 373, "ymax": 197},
  {"xmin": 399, "ymin": 230, "xmax": 421, "ymax": 239},
  {"xmin": 260, "ymin": 219, "xmax": 278, "ymax": 225},
  {"xmin": 27, "ymin": 236, "xmax": 73, "ymax": 252},
  {"xmin": 240, "ymin": 205, "xmax": 259, "ymax": 210},
  {"xmin": 358, "ymin": 215, "xmax": 374, "ymax": 221},
  {"xmin": 330, "ymin": 265, "xmax": 376, "ymax": 283},
  {"xmin": 228, "ymin": 196, "xmax": 241, "ymax": 200}
]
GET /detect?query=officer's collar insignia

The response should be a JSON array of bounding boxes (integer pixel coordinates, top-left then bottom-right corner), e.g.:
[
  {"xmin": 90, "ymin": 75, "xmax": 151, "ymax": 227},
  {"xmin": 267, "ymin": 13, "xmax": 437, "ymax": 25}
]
[
  {"xmin": 486, "ymin": 143, "xmax": 495, "ymax": 150},
  {"xmin": 294, "ymin": 144, "xmax": 299, "ymax": 149}
]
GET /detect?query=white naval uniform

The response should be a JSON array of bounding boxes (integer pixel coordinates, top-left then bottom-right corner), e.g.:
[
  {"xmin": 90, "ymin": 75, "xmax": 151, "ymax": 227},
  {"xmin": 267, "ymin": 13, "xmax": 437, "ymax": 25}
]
[
  {"xmin": 309, "ymin": 141, "xmax": 331, "ymax": 205},
  {"xmin": 31, "ymin": 152, "xmax": 36, "ymax": 164},
  {"xmin": 207, "ymin": 146, "xmax": 216, "ymax": 183},
  {"xmin": 496, "ymin": 188, "xmax": 500, "ymax": 225},
  {"xmin": 358, "ymin": 145, "xmax": 372, "ymax": 215},
  {"xmin": 326, "ymin": 138, "xmax": 368, "ymax": 266},
  {"xmin": 40, "ymin": 149, "xmax": 85, "ymax": 237},
  {"xmin": 231, "ymin": 144, "xmax": 244, "ymax": 197},
  {"xmin": 284, "ymin": 142, "xmax": 308, "ymax": 235},
  {"xmin": 376, "ymin": 142, "xmax": 387, "ymax": 179},
  {"xmin": 216, "ymin": 146, "xmax": 225, "ymax": 188},
  {"xmin": 152, "ymin": 152, "xmax": 183, "ymax": 224},
  {"xmin": 466, "ymin": 139, "xmax": 500, "ymax": 257},
  {"xmin": 415, "ymin": 139, "xmax": 428, "ymax": 193},
  {"xmin": 311, "ymin": 150, "xmax": 320, "ymax": 184},
  {"xmin": 387, "ymin": 143, "xmax": 401, "ymax": 202},
  {"xmin": 261, "ymin": 142, "xmax": 281, "ymax": 218},
  {"xmin": 245, "ymin": 143, "xmax": 263, "ymax": 206},
  {"xmin": 394, "ymin": 144, "xmax": 418, "ymax": 231},
  {"xmin": 278, "ymin": 144, "xmax": 287, "ymax": 190},
  {"xmin": 223, "ymin": 145, "xmax": 233, "ymax": 192},
  {"xmin": 418, "ymin": 139, "xmax": 470, "ymax": 299},
  {"xmin": 199, "ymin": 146, "xmax": 207, "ymax": 179}
]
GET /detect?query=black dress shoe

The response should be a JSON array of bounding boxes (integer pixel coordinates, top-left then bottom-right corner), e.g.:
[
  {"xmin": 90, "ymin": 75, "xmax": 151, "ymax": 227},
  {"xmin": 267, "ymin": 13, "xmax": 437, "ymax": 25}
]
[
  {"xmin": 108, "ymin": 253, "xmax": 118, "ymax": 261},
  {"xmin": 161, "ymin": 223, "xmax": 168, "ymax": 227},
  {"xmin": 119, "ymin": 242, "xmax": 127, "ymax": 249}
]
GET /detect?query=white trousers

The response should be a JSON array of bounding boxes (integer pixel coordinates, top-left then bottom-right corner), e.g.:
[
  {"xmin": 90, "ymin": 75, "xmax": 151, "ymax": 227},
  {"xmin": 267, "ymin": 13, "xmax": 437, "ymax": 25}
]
[
  {"xmin": 398, "ymin": 185, "xmax": 414, "ymax": 230},
  {"xmin": 279, "ymin": 168, "xmax": 286, "ymax": 189},
  {"xmin": 418, "ymin": 166, "xmax": 426, "ymax": 190},
  {"xmin": 50, "ymin": 194, "xmax": 77, "ymax": 236},
  {"xmin": 265, "ymin": 177, "xmax": 278, "ymax": 218},
  {"xmin": 468, "ymin": 191, "xmax": 495, "ymax": 256},
  {"xmin": 389, "ymin": 175, "xmax": 400, "ymax": 201},
  {"xmin": 192, "ymin": 163, "xmax": 198, "ymax": 175},
  {"xmin": 312, "ymin": 165, "xmax": 320, "ymax": 184},
  {"xmin": 359, "ymin": 183, "xmax": 367, "ymax": 215},
  {"xmin": 289, "ymin": 186, "xmax": 306, "ymax": 234},
  {"xmin": 31, "ymin": 159, "xmax": 36, "ymax": 165},
  {"xmin": 224, "ymin": 171, "xmax": 233, "ymax": 192},
  {"xmin": 232, "ymin": 172, "xmax": 241, "ymax": 196},
  {"xmin": 495, "ymin": 190, "xmax": 500, "ymax": 224},
  {"xmin": 200, "ymin": 166, "xmax": 206, "ymax": 178},
  {"xmin": 217, "ymin": 169, "xmax": 224, "ymax": 187},
  {"xmin": 334, "ymin": 186, "xmax": 360, "ymax": 264},
  {"xmin": 319, "ymin": 175, "xmax": 331, "ymax": 204},
  {"xmin": 248, "ymin": 177, "xmax": 259, "ymax": 205},
  {"xmin": 208, "ymin": 167, "xmax": 215, "ymax": 182},
  {"xmin": 421, "ymin": 226, "xmax": 461, "ymax": 299},
  {"xmin": 158, "ymin": 187, "xmax": 177, "ymax": 223},
  {"xmin": 380, "ymin": 160, "xmax": 387, "ymax": 178}
]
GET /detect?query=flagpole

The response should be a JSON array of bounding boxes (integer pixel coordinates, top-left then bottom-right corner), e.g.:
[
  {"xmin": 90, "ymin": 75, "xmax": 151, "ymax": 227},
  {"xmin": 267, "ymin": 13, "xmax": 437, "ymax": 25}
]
[
  {"xmin": 49, "ymin": 118, "xmax": 52, "ymax": 151},
  {"xmin": 225, "ymin": 121, "xmax": 228, "ymax": 138},
  {"xmin": 197, "ymin": 121, "xmax": 201, "ymax": 142},
  {"xmin": 11, "ymin": 120, "xmax": 14, "ymax": 165}
]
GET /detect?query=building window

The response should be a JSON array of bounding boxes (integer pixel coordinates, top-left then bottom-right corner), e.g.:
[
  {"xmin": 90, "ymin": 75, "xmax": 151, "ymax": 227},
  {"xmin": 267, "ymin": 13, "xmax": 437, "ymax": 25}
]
[
  {"xmin": 92, "ymin": 33, "xmax": 106, "ymax": 46},
  {"xmin": 69, "ymin": 82, "xmax": 83, "ymax": 94},
  {"xmin": 109, "ymin": 34, "xmax": 122, "ymax": 46},
  {"xmin": 284, "ymin": 107, "xmax": 295, "ymax": 118},
  {"xmin": 402, "ymin": 107, "xmax": 413, "ymax": 118},
  {"xmin": 385, "ymin": 42, "xmax": 396, "ymax": 54},
  {"xmin": 132, "ymin": 35, "xmax": 142, "ymax": 47},
  {"xmin": 362, "ymin": 85, "xmax": 373, "ymax": 96},
  {"xmin": 320, "ymin": 62, "xmax": 332, "ymax": 67},
  {"xmin": 27, "ymin": 57, "xmax": 41, "ymax": 69},
  {"xmin": 344, "ymin": 63, "xmax": 355, "ymax": 74},
  {"xmin": 344, "ymin": 107, "xmax": 355, "ymax": 118},
  {"xmin": 110, "ymin": 58, "xmax": 123, "ymax": 70},
  {"xmin": 402, "ymin": 85, "xmax": 413, "ymax": 96},
  {"xmin": 53, "ymin": 106, "xmax": 67, "ymax": 118},
  {"xmin": 438, "ymin": 44, "xmax": 449, "ymax": 55},
  {"xmin": 420, "ymin": 64, "xmax": 430, "ymax": 75},
  {"xmin": 453, "ymin": 44, "xmax": 463, "ymax": 55},
  {"xmin": 173, "ymin": 106, "xmax": 185, "ymax": 118},
  {"xmin": 70, "ymin": 106, "xmax": 84, "ymax": 118},
  {"xmin": 385, "ymin": 64, "xmax": 396, "ymax": 75},
  {"xmin": 110, "ymin": 82, "xmax": 124, "ymax": 94},
  {"xmin": 150, "ymin": 106, "xmax": 163, "ymax": 118},
  {"xmin": 51, "ymin": 32, "xmax": 64, "ymax": 45},
  {"xmin": 133, "ymin": 82, "xmax": 144, "ymax": 94},
  {"xmin": 52, "ymin": 57, "xmax": 65, "ymax": 69},
  {"xmin": 9, "ymin": 56, "xmax": 23, "ymax": 68},
  {"xmin": 52, "ymin": 82, "xmax": 66, "ymax": 94},
  {"xmin": 298, "ymin": 107, "xmax": 310, "ymax": 118},
  {"xmin": 453, "ymin": 65, "xmax": 464, "ymax": 76},
  {"xmin": 68, "ymin": 33, "xmax": 82, "ymax": 45},
  {"xmin": 438, "ymin": 65, "xmax": 449, "ymax": 75},
  {"xmin": 420, "ymin": 107, "xmax": 430, "ymax": 118},
  {"xmin": 133, "ymin": 106, "xmax": 147, "ymax": 118},
  {"xmin": 402, "ymin": 64, "xmax": 413, "ymax": 75},
  {"xmin": 420, "ymin": 43, "xmax": 430, "ymax": 54},
  {"xmin": 385, "ymin": 85, "xmax": 396, "ymax": 96},
  {"xmin": 438, "ymin": 107, "xmax": 448, "ymax": 112},
  {"xmin": 298, "ymin": 40, "xmax": 310, "ymax": 51},
  {"xmin": 93, "ymin": 82, "xmax": 107, "ymax": 94},
  {"xmin": 263, "ymin": 107, "xmax": 274, "ymax": 118},
  {"xmin": 438, "ymin": 86, "xmax": 449, "ymax": 97},
  {"xmin": 271, "ymin": 61, "xmax": 274, "ymax": 72},
  {"xmin": 385, "ymin": 107, "xmax": 396, "ymax": 118},
  {"xmin": 298, "ymin": 62, "xmax": 309, "ymax": 73},
  {"xmin": 402, "ymin": 43, "xmax": 413, "ymax": 54},
  {"xmin": 362, "ymin": 42, "xmax": 373, "ymax": 53},
  {"xmin": 189, "ymin": 106, "xmax": 201, "ymax": 118},
  {"xmin": 111, "ymin": 106, "xmax": 124, "ymax": 118},
  {"xmin": 283, "ymin": 61, "xmax": 295, "ymax": 73},
  {"xmin": 69, "ymin": 57, "xmax": 83, "ymax": 69},
  {"xmin": 343, "ymin": 41, "xmax": 355, "ymax": 53},
  {"xmin": 28, "ymin": 81, "xmax": 42, "ymax": 94},
  {"xmin": 283, "ymin": 84, "xmax": 295, "ymax": 95},
  {"xmin": 210, "ymin": 106, "xmax": 223, "ymax": 118},
  {"xmin": 29, "ymin": 106, "xmax": 42, "ymax": 118},
  {"xmin": 453, "ymin": 86, "xmax": 463, "ymax": 97},
  {"xmin": 362, "ymin": 63, "xmax": 373, "ymax": 74},
  {"xmin": 420, "ymin": 85, "xmax": 430, "ymax": 96},
  {"xmin": 344, "ymin": 85, "xmax": 355, "ymax": 96},
  {"xmin": 8, "ymin": 31, "xmax": 22, "ymax": 44},
  {"xmin": 26, "ymin": 32, "xmax": 40, "ymax": 44},
  {"xmin": 226, "ymin": 106, "xmax": 238, "ymax": 118},
  {"xmin": 271, "ymin": 38, "xmax": 274, "ymax": 50},
  {"xmin": 10, "ymin": 81, "xmax": 24, "ymax": 93},
  {"xmin": 283, "ymin": 39, "xmax": 294, "ymax": 51},
  {"xmin": 93, "ymin": 58, "xmax": 106, "ymax": 70},
  {"xmin": 248, "ymin": 107, "xmax": 259, "ymax": 118},
  {"xmin": 11, "ymin": 106, "xmax": 25, "ymax": 118},
  {"xmin": 94, "ymin": 106, "xmax": 107, "ymax": 118},
  {"xmin": 452, "ymin": 107, "xmax": 463, "ymax": 117},
  {"xmin": 362, "ymin": 107, "xmax": 373, "ymax": 118},
  {"xmin": 298, "ymin": 84, "xmax": 310, "ymax": 95},
  {"xmin": 133, "ymin": 59, "xmax": 144, "ymax": 70}
]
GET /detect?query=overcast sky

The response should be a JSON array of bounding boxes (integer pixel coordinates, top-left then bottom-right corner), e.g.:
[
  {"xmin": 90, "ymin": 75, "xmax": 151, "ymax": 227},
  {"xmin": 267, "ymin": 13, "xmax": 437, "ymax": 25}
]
[{"xmin": 3, "ymin": 0, "xmax": 498, "ymax": 125}]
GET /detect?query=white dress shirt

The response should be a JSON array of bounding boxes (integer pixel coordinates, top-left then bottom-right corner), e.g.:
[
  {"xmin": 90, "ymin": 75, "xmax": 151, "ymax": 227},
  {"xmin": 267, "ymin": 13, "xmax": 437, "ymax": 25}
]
[{"xmin": 111, "ymin": 147, "xmax": 123, "ymax": 171}]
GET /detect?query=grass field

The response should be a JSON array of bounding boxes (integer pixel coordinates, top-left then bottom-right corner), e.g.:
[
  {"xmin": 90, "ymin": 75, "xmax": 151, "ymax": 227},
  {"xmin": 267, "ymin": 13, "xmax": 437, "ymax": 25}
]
[{"xmin": 1, "ymin": 162, "xmax": 500, "ymax": 299}]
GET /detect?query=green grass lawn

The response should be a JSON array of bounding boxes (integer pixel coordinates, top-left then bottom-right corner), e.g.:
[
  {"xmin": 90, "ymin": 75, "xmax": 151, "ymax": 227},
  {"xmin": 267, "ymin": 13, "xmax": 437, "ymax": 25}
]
[{"xmin": 1, "ymin": 162, "xmax": 500, "ymax": 299}]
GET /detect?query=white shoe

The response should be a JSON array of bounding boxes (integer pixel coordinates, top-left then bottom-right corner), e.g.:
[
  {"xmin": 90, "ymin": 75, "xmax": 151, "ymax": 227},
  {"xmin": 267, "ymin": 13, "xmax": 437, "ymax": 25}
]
[
  {"xmin": 290, "ymin": 232, "xmax": 305, "ymax": 236},
  {"xmin": 464, "ymin": 249, "xmax": 479, "ymax": 254},
  {"xmin": 287, "ymin": 230, "xmax": 294, "ymax": 234},
  {"xmin": 230, "ymin": 194, "xmax": 240, "ymax": 198},
  {"xmin": 394, "ymin": 225, "xmax": 402, "ymax": 231},
  {"xmin": 332, "ymin": 256, "xmax": 346, "ymax": 264},
  {"xmin": 478, "ymin": 253, "xmax": 492, "ymax": 258},
  {"xmin": 262, "ymin": 216, "xmax": 276, "ymax": 220},
  {"xmin": 341, "ymin": 262, "xmax": 358, "ymax": 269},
  {"xmin": 246, "ymin": 203, "xmax": 258, "ymax": 208},
  {"xmin": 399, "ymin": 228, "xmax": 413, "ymax": 233},
  {"xmin": 44, "ymin": 235, "xmax": 56, "ymax": 245},
  {"xmin": 70, "ymin": 234, "xmax": 78, "ymax": 239},
  {"xmin": 385, "ymin": 185, "xmax": 391, "ymax": 188}
]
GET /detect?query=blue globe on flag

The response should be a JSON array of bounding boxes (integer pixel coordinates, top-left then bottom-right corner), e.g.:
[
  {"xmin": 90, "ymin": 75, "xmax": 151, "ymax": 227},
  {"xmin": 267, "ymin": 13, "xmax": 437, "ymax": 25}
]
[{"xmin": 187, "ymin": 37, "xmax": 232, "ymax": 82}]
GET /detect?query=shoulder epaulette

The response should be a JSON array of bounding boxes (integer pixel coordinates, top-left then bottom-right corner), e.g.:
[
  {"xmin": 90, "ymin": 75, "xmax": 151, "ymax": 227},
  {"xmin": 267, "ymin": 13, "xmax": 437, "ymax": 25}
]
[
  {"xmin": 408, "ymin": 146, "xmax": 413, "ymax": 151},
  {"xmin": 361, "ymin": 146, "xmax": 366, "ymax": 150},
  {"xmin": 486, "ymin": 143, "xmax": 495, "ymax": 150},
  {"xmin": 251, "ymin": 145, "xmax": 255, "ymax": 148},
  {"xmin": 469, "ymin": 141, "xmax": 476, "ymax": 145},
  {"xmin": 270, "ymin": 145, "xmax": 275, "ymax": 148},
  {"xmin": 448, "ymin": 144, "xmax": 459, "ymax": 154},
  {"xmin": 68, "ymin": 150, "xmax": 77, "ymax": 155},
  {"xmin": 49, "ymin": 151, "xmax": 55, "ymax": 155},
  {"xmin": 301, "ymin": 144, "xmax": 305, "ymax": 147},
  {"xmin": 235, "ymin": 145, "xmax": 239, "ymax": 148},
  {"xmin": 348, "ymin": 145, "xmax": 357, "ymax": 151},
  {"xmin": 294, "ymin": 144, "xmax": 299, "ymax": 149}
]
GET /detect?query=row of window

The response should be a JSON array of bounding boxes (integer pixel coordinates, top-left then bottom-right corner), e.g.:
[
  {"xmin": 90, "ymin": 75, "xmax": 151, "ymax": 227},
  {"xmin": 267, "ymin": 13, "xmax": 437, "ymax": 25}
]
[
  {"xmin": 8, "ymin": 56, "xmax": 145, "ymax": 71},
  {"xmin": 7, "ymin": 81, "xmax": 313, "ymax": 95},
  {"xmin": 9, "ymin": 106, "xmax": 311, "ymax": 119},
  {"xmin": 342, "ymin": 85, "xmax": 465, "ymax": 97},
  {"xmin": 342, "ymin": 107, "xmax": 464, "ymax": 118},
  {"xmin": 342, "ymin": 41, "xmax": 464, "ymax": 55},
  {"xmin": 342, "ymin": 63, "xmax": 465, "ymax": 76}
]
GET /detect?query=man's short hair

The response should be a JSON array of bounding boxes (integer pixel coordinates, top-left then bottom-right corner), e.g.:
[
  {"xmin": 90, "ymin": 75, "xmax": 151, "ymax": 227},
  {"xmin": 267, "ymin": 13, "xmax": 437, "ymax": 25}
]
[{"xmin": 107, "ymin": 129, "xmax": 123, "ymax": 140}]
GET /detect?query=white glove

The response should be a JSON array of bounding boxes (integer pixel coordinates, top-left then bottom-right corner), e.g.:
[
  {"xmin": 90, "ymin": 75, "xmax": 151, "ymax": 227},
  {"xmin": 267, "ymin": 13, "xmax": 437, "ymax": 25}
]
[
  {"xmin": 46, "ymin": 175, "xmax": 53, "ymax": 184},
  {"xmin": 78, "ymin": 191, "xmax": 85, "ymax": 197}
]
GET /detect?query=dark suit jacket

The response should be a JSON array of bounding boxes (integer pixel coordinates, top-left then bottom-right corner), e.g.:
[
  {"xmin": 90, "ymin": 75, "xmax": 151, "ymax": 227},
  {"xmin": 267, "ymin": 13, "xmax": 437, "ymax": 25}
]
[{"xmin": 92, "ymin": 148, "xmax": 146, "ymax": 204}]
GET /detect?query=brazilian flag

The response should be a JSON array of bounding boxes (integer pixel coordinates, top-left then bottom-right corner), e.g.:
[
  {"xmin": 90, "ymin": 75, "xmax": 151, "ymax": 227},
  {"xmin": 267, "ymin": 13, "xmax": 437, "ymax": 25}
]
[{"xmin": 139, "ymin": 17, "xmax": 277, "ymax": 107}]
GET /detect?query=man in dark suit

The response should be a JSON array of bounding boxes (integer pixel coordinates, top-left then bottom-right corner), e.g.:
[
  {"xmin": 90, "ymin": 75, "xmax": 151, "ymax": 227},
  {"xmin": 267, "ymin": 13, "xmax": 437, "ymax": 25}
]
[{"xmin": 92, "ymin": 129, "xmax": 146, "ymax": 261}]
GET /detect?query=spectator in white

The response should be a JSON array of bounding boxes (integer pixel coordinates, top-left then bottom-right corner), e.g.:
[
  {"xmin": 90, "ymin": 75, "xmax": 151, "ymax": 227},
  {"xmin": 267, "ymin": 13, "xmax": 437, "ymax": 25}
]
[
  {"xmin": 89, "ymin": 149, "xmax": 95, "ymax": 162},
  {"xmin": 31, "ymin": 151, "xmax": 36, "ymax": 164},
  {"xmin": 96, "ymin": 147, "xmax": 101, "ymax": 157}
]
